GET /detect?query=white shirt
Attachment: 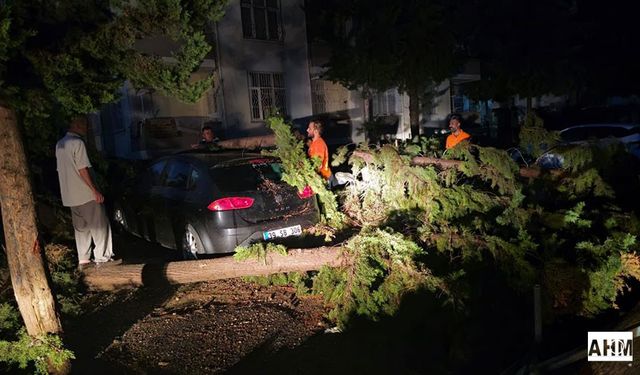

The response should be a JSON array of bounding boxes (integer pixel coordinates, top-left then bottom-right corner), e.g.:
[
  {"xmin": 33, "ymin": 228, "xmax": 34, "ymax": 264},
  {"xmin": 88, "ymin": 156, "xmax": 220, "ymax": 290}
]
[{"xmin": 55, "ymin": 132, "xmax": 94, "ymax": 207}]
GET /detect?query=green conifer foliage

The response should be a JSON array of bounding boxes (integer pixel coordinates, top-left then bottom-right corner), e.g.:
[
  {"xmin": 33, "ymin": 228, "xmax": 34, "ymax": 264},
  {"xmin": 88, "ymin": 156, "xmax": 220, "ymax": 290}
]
[
  {"xmin": 1, "ymin": 0, "xmax": 228, "ymax": 155},
  {"xmin": 518, "ymin": 112, "xmax": 560, "ymax": 158},
  {"xmin": 0, "ymin": 329, "xmax": 74, "ymax": 374},
  {"xmin": 264, "ymin": 117, "xmax": 345, "ymax": 228},
  {"xmin": 337, "ymin": 133, "xmax": 639, "ymax": 321},
  {"xmin": 244, "ymin": 117, "xmax": 640, "ymax": 327},
  {"xmin": 313, "ymin": 229, "xmax": 446, "ymax": 328},
  {"xmin": 234, "ymin": 243, "xmax": 288, "ymax": 264}
]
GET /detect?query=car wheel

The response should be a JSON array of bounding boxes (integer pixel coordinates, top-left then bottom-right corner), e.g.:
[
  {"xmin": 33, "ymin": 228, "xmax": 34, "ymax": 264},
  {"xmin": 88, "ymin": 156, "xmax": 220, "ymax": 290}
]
[
  {"xmin": 181, "ymin": 224, "xmax": 203, "ymax": 260},
  {"xmin": 113, "ymin": 204, "xmax": 127, "ymax": 233}
]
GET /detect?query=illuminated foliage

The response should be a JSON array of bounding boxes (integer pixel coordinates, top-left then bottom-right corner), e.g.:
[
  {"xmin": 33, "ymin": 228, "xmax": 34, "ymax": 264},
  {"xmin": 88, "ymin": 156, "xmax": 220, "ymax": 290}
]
[
  {"xmin": 264, "ymin": 116, "xmax": 345, "ymax": 228},
  {"xmin": 264, "ymin": 114, "xmax": 640, "ymax": 325}
]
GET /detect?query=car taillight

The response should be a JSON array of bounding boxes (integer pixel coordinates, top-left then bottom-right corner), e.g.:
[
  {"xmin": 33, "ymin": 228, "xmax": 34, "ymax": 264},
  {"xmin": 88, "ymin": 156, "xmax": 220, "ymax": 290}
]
[
  {"xmin": 297, "ymin": 185, "xmax": 314, "ymax": 199},
  {"xmin": 207, "ymin": 197, "xmax": 254, "ymax": 211}
]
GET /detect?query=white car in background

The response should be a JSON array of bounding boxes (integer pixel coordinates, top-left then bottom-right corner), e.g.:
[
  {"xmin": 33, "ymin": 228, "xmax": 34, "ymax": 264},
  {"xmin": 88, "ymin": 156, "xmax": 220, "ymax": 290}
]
[{"xmin": 537, "ymin": 124, "xmax": 640, "ymax": 168}]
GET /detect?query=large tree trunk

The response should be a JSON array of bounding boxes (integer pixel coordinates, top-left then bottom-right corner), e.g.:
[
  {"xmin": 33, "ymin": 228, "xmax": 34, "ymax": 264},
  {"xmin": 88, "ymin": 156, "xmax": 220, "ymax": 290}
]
[
  {"xmin": 408, "ymin": 88, "xmax": 421, "ymax": 139},
  {"xmin": 82, "ymin": 246, "xmax": 344, "ymax": 291},
  {"xmin": 0, "ymin": 105, "xmax": 62, "ymax": 336},
  {"xmin": 217, "ymin": 134, "xmax": 276, "ymax": 149}
]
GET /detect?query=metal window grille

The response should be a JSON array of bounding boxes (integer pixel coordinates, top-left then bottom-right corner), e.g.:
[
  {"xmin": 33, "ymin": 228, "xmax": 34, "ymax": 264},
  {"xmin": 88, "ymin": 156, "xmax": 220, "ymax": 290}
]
[
  {"xmin": 248, "ymin": 72, "xmax": 287, "ymax": 121},
  {"xmin": 241, "ymin": 0, "xmax": 282, "ymax": 41},
  {"xmin": 372, "ymin": 89, "xmax": 400, "ymax": 116},
  {"xmin": 311, "ymin": 80, "xmax": 327, "ymax": 114}
]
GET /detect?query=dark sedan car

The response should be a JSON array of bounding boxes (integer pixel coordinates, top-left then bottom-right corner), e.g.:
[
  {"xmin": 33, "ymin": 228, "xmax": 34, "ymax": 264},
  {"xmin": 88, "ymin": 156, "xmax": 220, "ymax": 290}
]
[{"xmin": 112, "ymin": 151, "xmax": 320, "ymax": 258}]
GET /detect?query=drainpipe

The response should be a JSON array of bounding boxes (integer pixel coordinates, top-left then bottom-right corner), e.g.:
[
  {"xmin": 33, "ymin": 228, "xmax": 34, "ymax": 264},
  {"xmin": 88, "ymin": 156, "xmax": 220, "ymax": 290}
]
[{"xmin": 213, "ymin": 21, "xmax": 227, "ymax": 129}]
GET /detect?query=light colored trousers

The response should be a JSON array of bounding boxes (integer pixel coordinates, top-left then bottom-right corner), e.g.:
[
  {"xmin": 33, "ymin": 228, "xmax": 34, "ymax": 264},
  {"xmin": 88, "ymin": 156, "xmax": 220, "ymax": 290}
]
[{"xmin": 70, "ymin": 200, "xmax": 113, "ymax": 263}]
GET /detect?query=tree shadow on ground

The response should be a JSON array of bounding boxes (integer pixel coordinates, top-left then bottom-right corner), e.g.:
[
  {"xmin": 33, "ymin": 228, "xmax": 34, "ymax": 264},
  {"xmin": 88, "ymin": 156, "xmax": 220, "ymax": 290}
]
[
  {"xmin": 64, "ymin": 286, "xmax": 180, "ymax": 374},
  {"xmin": 63, "ymin": 233, "xmax": 180, "ymax": 374},
  {"xmin": 227, "ymin": 277, "xmax": 533, "ymax": 375}
]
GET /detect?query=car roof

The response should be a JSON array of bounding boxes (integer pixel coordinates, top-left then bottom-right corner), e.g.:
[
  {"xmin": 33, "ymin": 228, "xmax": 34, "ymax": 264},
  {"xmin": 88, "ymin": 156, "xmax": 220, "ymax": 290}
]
[{"xmin": 559, "ymin": 123, "xmax": 640, "ymax": 132}]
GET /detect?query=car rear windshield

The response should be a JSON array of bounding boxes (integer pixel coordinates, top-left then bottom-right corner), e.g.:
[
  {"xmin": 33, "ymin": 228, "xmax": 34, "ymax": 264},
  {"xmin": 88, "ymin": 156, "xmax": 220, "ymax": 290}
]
[{"xmin": 209, "ymin": 162, "xmax": 283, "ymax": 192}]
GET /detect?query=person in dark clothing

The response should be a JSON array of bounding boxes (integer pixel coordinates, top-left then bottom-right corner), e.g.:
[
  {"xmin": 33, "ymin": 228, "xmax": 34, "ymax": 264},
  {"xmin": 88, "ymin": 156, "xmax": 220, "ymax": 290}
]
[{"xmin": 191, "ymin": 125, "xmax": 219, "ymax": 150}]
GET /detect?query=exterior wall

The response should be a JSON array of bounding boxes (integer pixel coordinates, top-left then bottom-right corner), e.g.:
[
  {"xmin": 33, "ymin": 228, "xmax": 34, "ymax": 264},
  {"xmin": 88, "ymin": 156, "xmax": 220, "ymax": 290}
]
[
  {"xmin": 310, "ymin": 79, "xmax": 366, "ymax": 144},
  {"xmin": 308, "ymin": 39, "xmax": 367, "ymax": 145},
  {"xmin": 423, "ymin": 80, "xmax": 453, "ymax": 129},
  {"xmin": 215, "ymin": 0, "xmax": 313, "ymax": 137}
]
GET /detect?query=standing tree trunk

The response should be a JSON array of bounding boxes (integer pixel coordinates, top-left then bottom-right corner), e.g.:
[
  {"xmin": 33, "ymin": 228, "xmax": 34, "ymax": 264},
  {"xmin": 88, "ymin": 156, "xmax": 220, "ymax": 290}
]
[
  {"xmin": 0, "ymin": 105, "xmax": 62, "ymax": 336},
  {"xmin": 408, "ymin": 88, "xmax": 421, "ymax": 139}
]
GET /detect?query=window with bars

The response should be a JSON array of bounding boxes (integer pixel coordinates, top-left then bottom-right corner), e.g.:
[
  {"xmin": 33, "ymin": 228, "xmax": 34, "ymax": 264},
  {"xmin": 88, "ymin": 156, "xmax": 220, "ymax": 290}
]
[
  {"xmin": 372, "ymin": 89, "xmax": 400, "ymax": 116},
  {"xmin": 241, "ymin": 0, "xmax": 282, "ymax": 41},
  {"xmin": 248, "ymin": 72, "xmax": 287, "ymax": 121}
]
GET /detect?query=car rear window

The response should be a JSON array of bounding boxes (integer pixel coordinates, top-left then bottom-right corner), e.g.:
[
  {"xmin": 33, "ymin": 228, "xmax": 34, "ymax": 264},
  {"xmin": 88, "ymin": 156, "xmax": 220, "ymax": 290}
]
[{"xmin": 209, "ymin": 162, "xmax": 283, "ymax": 192}]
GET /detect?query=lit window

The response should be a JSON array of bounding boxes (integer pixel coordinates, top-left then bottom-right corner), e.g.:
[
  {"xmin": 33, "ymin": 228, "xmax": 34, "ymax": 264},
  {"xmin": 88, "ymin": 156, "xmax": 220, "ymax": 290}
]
[{"xmin": 248, "ymin": 72, "xmax": 287, "ymax": 121}]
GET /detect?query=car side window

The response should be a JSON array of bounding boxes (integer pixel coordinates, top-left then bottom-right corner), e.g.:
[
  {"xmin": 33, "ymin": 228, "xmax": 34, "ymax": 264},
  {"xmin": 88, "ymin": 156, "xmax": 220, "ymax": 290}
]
[
  {"xmin": 165, "ymin": 160, "xmax": 191, "ymax": 190},
  {"xmin": 561, "ymin": 128, "xmax": 587, "ymax": 142},
  {"xmin": 586, "ymin": 127, "xmax": 615, "ymax": 139},
  {"xmin": 149, "ymin": 161, "xmax": 167, "ymax": 186}
]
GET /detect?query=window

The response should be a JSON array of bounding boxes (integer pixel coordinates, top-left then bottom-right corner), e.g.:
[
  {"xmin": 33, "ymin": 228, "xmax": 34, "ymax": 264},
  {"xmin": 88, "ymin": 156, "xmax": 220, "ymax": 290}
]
[
  {"xmin": 560, "ymin": 128, "xmax": 587, "ymax": 142},
  {"xmin": 210, "ymin": 162, "xmax": 282, "ymax": 192},
  {"xmin": 311, "ymin": 79, "xmax": 350, "ymax": 115},
  {"xmin": 164, "ymin": 160, "xmax": 192, "ymax": 190},
  {"xmin": 372, "ymin": 89, "xmax": 400, "ymax": 116},
  {"xmin": 248, "ymin": 72, "xmax": 287, "ymax": 121},
  {"xmin": 241, "ymin": 0, "xmax": 281, "ymax": 41},
  {"xmin": 585, "ymin": 126, "xmax": 631, "ymax": 139}
]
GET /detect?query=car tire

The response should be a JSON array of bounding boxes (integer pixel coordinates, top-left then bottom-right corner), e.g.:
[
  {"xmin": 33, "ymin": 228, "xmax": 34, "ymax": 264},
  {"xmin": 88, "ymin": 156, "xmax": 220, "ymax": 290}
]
[
  {"xmin": 112, "ymin": 204, "xmax": 127, "ymax": 234},
  {"xmin": 181, "ymin": 224, "xmax": 204, "ymax": 260}
]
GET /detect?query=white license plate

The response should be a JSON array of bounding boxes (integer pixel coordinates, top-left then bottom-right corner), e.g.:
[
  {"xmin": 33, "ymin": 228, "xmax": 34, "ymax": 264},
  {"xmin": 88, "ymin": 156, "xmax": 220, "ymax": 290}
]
[{"xmin": 263, "ymin": 225, "xmax": 302, "ymax": 240}]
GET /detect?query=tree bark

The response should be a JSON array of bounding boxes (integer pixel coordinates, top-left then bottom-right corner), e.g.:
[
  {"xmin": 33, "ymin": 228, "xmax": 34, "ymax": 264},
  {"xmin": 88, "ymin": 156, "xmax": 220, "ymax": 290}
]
[
  {"xmin": 217, "ymin": 134, "xmax": 276, "ymax": 150},
  {"xmin": 0, "ymin": 105, "xmax": 62, "ymax": 336},
  {"xmin": 82, "ymin": 246, "xmax": 345, "ymax": 291}
]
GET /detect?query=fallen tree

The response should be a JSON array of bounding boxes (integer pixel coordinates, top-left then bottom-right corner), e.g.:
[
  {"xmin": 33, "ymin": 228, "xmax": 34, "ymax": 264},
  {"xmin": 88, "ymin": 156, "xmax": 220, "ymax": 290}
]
[
  {"xmin": 82, "ymin": 247, "xmax": 343, "ymax": 291},
  {"xmin": 217, "ymin": 134, "xmax": 276, "ymax": 150},
  {"xmin": 352, "ymin": 150, "xmax": 563, "ymax": 178}
]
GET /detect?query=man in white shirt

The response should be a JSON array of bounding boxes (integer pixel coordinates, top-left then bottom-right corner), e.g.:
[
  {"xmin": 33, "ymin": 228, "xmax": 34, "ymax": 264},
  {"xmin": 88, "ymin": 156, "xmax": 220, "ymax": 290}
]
[{"xmin": 56, "ymin": 117, "xmax": 115, "ymax": 267}]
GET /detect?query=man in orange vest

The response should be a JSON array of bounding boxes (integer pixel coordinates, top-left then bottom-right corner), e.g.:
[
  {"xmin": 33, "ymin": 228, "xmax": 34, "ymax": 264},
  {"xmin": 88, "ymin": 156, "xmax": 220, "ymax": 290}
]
[
  {"xmin": 306, "ymin": 120, "xmax": 335, "ymax": 186},
  {"xmin": 445, "ymin": 114, "xmax": 471, "ymax": 149}
]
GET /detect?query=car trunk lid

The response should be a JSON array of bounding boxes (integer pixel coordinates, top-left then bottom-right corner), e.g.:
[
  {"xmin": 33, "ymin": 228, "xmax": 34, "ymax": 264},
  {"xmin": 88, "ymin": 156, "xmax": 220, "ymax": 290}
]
[{"xmin": 209, "ymin": 159, "xmax": 314, "ymax": 223}]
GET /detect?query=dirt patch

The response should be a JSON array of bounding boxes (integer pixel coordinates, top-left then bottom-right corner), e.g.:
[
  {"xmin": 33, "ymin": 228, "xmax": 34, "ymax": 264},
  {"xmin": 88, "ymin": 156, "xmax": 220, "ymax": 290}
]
[{"xmin": 66, "ymin": 278, "xmax": 330, "ymax": 374}]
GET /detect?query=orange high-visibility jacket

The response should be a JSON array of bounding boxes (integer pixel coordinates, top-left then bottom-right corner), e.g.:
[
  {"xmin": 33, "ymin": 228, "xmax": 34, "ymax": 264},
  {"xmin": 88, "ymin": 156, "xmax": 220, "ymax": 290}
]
[
  {"xmin": 308, "ymin": 137, "xmax": 332, "ymax": 179},
  {"xmin": 446, "ymin": 130, "xmax": 471, "ymax": 149}
]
